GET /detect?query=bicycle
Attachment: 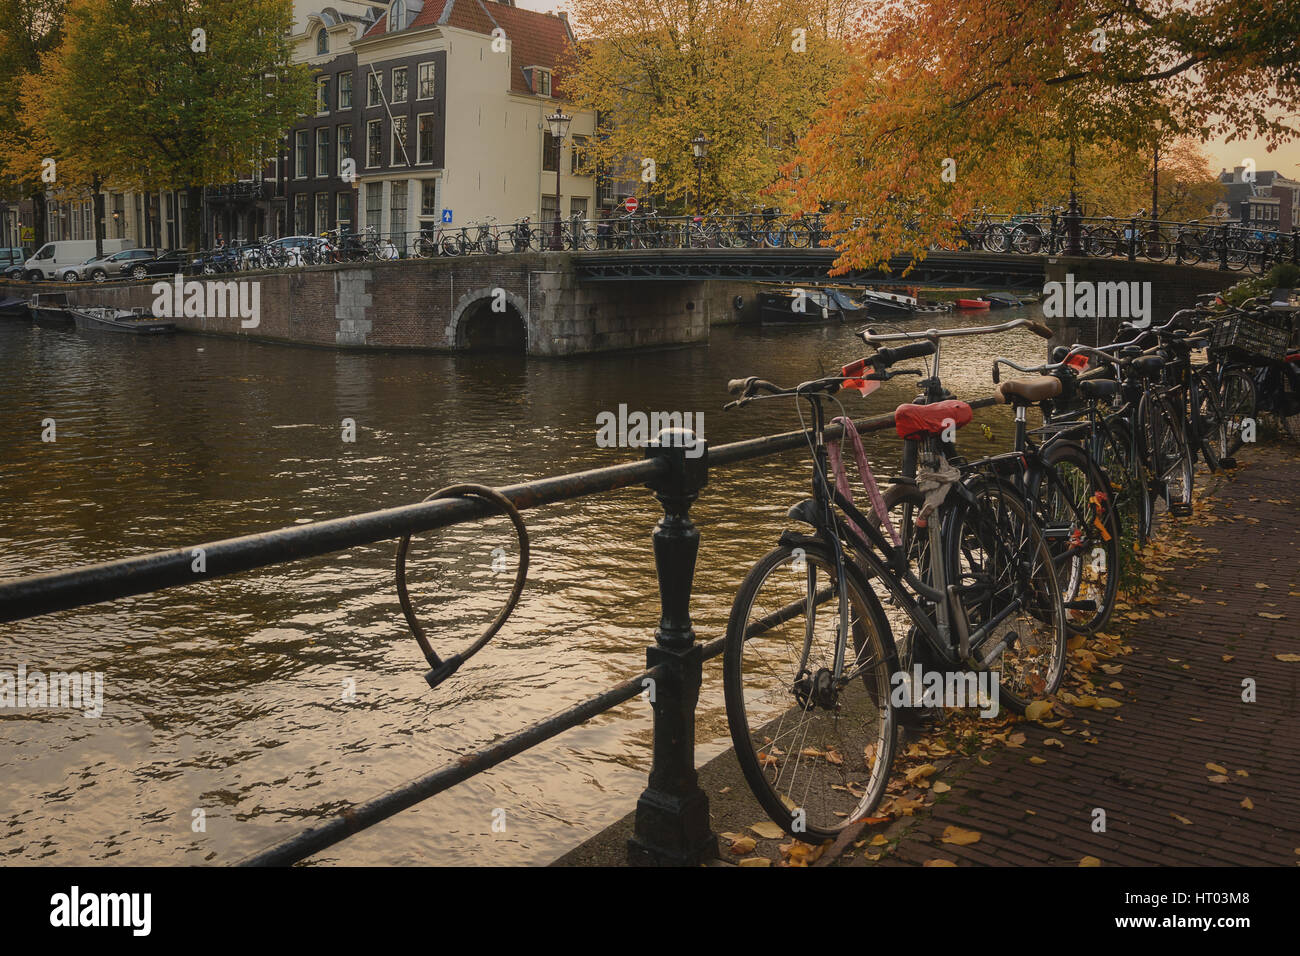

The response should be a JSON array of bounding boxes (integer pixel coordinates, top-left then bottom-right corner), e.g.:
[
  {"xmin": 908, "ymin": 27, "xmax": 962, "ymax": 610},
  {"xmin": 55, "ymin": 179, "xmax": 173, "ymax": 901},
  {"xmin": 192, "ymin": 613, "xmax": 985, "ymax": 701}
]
[
  {"xmin": 723, "ymin": 330, "xmax": 1067, "ymax": 839},
  {"xmin": 456, "ymin": 217, "xmax": 500, "ymax": 256}
]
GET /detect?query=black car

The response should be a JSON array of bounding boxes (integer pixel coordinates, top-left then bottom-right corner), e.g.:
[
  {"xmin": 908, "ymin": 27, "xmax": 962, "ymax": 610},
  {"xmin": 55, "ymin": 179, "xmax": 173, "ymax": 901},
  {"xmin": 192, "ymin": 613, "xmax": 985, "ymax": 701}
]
[{"xmin": 120, "ymin": 249, "xmax": 191, "ymax": 280}]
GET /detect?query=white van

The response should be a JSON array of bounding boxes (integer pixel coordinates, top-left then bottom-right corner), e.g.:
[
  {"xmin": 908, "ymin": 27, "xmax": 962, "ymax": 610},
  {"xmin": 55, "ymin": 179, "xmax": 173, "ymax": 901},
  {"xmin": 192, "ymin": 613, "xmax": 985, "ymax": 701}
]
[{"xmin": 23, "ymin": 239, "xmax": 135, "ymax": 281}]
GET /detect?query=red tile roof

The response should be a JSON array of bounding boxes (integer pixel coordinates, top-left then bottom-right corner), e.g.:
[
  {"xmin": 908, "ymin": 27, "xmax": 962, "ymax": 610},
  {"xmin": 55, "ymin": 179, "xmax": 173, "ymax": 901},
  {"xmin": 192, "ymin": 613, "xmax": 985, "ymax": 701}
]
[{"xmin": 359, "ymin": 1, "xmax": 574, "ymax": 97}]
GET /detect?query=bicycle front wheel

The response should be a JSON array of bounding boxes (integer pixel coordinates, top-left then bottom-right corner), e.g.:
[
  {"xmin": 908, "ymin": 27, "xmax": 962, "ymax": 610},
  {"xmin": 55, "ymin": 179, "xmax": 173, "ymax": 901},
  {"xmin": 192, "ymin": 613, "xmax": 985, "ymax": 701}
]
[
  {"xmin": 1032, "ymin": 441, "xmax": 1120, "ymax": 635},
  {"xmin": 944, "ymin": 477, "xmax": 1067, "ymax": 712},
  {"xmin": 723, "ymin": 540, "xmax": 898, "ymax": 842},
  {"xmin": 1138, "ymin": 391, "xmax": 1194, "ymax": 516},
  {"xmin": 1218, "ymin": 367, "xmax": 1257, "ymax": 454}
]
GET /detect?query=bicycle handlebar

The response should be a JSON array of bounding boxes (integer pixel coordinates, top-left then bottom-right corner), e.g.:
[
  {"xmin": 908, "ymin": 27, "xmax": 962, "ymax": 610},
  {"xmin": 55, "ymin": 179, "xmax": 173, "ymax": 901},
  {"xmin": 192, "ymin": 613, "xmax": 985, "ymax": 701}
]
[{"xmin": 858, "ymin": 317, "xmax": 1053, "ymax": 345}]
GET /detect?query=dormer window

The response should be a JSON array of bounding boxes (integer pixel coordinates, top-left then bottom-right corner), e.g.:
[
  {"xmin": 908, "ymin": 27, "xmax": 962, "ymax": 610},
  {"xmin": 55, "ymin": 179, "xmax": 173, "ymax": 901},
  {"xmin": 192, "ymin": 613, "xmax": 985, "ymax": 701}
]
[
  {"xmin": 530, "ymin": 68, "xmax": 552, "ymax": 97},
  {"xmin": 390, "ymin": 0, "xmax": 423, "ymax": 30},
  {"xmin": 316, "ymin": 28, "xmax": 328, "ymax": 55}
]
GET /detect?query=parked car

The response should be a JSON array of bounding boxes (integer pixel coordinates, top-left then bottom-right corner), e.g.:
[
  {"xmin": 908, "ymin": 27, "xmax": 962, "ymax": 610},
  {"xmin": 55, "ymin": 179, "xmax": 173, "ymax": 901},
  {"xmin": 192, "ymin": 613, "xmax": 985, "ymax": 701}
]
[
  {"xmin": 21, "ymin": 239, "xmax": 135, "ymax": 280},
  {"xmin": 3, "ymin": 263, "xmax": 24, "ymax": 281},
  {"xmin": 56, "ymin": 253, "xmax": 112, "ymax": 282},
  {"xmin": 119, "ymin": 249, "xmax": 190, "ymax": 280},
  {"xmin": 0, "ymin": 246, "xmax": 32, "ymax": 270},
  {"xmin": 79, "ymin": 247, "xmax": 159, "ymax": 282}
]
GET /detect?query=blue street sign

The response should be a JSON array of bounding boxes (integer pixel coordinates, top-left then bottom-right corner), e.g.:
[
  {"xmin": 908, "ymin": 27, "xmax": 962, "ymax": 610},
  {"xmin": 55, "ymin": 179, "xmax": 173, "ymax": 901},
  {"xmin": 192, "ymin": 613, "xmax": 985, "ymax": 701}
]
[{"xmin": 441, "ymin": 209, "xmax": 453, "ymax": 224}]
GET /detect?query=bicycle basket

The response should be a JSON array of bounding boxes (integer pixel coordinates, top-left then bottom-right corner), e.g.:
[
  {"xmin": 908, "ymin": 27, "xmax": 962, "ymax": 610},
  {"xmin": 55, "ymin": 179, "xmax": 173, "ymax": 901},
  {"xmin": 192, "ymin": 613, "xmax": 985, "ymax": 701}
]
[{"xmin": 1209, "ymin": 311, "xmax": 1292, "ymax": 363}]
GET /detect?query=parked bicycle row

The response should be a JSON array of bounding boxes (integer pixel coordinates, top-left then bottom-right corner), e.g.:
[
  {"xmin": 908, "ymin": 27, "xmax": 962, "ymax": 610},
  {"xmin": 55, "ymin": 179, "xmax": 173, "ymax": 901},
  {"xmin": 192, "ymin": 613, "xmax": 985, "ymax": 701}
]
[
  {"xmin": 9, "ymin": 209, "xmax": 1299, "ymax": 282},
  {"xmin": 719, "ymin": 295, "xmax": 1299, "ymax": 840}
]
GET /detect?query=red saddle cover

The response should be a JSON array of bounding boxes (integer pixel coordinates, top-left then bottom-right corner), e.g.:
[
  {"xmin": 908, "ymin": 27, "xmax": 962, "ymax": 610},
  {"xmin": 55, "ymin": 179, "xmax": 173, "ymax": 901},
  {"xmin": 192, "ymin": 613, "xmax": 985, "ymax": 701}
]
[{"xmin": 894, "ymin": 400, "xmax": 973, "ymax": 439}]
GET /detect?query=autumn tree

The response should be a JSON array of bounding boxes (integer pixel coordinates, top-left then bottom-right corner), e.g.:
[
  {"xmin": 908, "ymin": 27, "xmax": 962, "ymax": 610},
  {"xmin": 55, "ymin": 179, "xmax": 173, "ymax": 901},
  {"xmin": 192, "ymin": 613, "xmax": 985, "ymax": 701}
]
[
  {"xmin": 789, "ymin": 0, "xmax": 1300, "ymax": 272},
  {"xmin": 560, "ymin": 0, "xmax": 861, "ymax": 212},
  {"xmin": 0, "ymin": 0, "xmax": 69, "ymax": 248},
  {"xmin": 8, "ymin": 0, "xmax": 314, "ymax": 249}
]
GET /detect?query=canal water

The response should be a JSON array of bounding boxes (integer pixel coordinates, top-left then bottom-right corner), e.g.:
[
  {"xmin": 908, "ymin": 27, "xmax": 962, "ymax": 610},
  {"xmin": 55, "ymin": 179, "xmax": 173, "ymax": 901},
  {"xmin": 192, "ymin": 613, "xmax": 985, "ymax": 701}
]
[{"xmin": 0, "ymin": 308, "xmax": 1050, "ymax": 865}]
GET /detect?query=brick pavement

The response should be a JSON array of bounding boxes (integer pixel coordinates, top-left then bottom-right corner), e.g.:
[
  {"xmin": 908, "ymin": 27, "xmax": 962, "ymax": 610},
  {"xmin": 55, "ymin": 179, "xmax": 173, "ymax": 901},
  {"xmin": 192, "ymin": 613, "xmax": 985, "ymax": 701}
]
[{"xmin": 832, "ymin": 441, "xmax": 1300, "ymax": 867}]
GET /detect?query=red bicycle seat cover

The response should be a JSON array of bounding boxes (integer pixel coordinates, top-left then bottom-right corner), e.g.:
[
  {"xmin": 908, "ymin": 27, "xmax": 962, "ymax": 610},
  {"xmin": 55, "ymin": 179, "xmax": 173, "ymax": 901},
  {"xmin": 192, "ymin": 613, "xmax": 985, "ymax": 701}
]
[{"xmin": 894, "ymin": 400, "xmax": 973, "ymax": 439}]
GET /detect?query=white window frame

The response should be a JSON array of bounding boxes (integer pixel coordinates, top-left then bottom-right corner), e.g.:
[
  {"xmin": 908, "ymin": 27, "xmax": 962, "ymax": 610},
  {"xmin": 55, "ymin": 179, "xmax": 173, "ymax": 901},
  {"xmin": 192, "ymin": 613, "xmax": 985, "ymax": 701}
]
[
  {"xmin": 366, "ymin": 119, "xmax": 383, "ymax": 168},
  {"xmin": 392, "ymin": 115, "xmax": 409, "ymax": 167},
  {"xmin": 316, "ymin": 76, "xmax": 330, "ymax": 115},
  {"xmin": 367, "ymin": 71, "xmax": 383, "ymax": 108},
  {"xmin": 417, "ymin": 62, "xmax": 436, "ymax": 100},
  {"xmin": 416, "ymin": 112, "xmax": 435, "ymax": 164},
  {"xmin": 337, "ymin": 71, "xmax": 352, "ymax": 110},
  {"xmin": 392, "ymin": 67, "xmax": 408, "ymax": 104}
]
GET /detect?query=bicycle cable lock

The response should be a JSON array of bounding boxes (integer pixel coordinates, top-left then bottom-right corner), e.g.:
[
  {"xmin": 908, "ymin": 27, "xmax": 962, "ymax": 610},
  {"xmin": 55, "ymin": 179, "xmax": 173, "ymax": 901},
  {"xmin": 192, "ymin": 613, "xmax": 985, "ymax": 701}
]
[{"xmin": 394, "ymin": 484, "xmax": 530, "ymax": 691}]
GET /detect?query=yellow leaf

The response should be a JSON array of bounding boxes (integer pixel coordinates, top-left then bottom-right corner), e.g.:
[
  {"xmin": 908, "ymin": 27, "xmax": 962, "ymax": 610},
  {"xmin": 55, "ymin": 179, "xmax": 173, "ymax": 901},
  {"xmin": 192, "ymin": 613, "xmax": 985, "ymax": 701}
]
[
  {"xmin": 870, "ymin": 834, "xmax": 889, "ymax": 846},
  {"xmin": 1206, "ymin": 762, "xmax": 1228, "ymax": 774},
  {"xmin": 729, "ymin": 836, "xmax": 757, "ymax": 854},
  {"xmin": 737, "ymin": 857, "xmax": 770, "ymax": 867},
  {"xmin": 1276, "ymin": 654, "xmax": 1300, "ymax": 662},
  {"xmin": 924, "ymin": 859, "xmax": 957, "ymax": 867},
  {"xmin": 932, "ymin": 781, "xmax": 951, "ymax": 794},
  {"xmin": 905, "ymin": 763, "xmax": 936, "ymax": 784},
  {"xmin": 1079, "ymin": 856, "xmax": 1101, "ymax": 867},
  {"xmin": 1024, "ymin": 700, "xmax": 1053, "ymax": 721},
  {"xmin": 1095, "ymin": 697, "xmax": 1122, "ymax": 708},
  {"xmin": 1258, "ymin": 612, "xmax": 1286, "ymax": 620},
  {"xmin": 1028, "ymin": 756, "xmax": 1047, "ymax": 764},
  {"xmin": 1240, "ymin": 797, "xmax": 1254, "ymax": 810},
  {"xmin": 1043, "ymin": 738, "xmax": 1064, "ymax": 748},
  {"xmin": 940, "ymin": 825, "xmax": 981, "ymax": 846},
  {"xmin": 750, "ymin": 821, "xmax": 785, "ymax": 840},
  {"xmin": 1208, "ymin": 774, "xmax": 1230, "ymax": 783},
  {"xmin": 1172, "ymin": 813, "xmax": 1193, "ymax": 825}
]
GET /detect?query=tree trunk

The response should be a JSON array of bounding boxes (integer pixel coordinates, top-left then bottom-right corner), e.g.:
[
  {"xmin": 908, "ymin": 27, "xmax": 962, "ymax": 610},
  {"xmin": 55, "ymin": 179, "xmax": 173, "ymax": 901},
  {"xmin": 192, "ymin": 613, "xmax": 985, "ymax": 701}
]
[
  {"xmin": 30, "ymin": 189, "xmax": 47, "ymax": 251},
  {"xmin": 184, "ymin": 185, "xmax": 204, "ymax": 250},
  {"xmin": 92, "ymin": 174, "xmax": 104, "ymax": 259}
]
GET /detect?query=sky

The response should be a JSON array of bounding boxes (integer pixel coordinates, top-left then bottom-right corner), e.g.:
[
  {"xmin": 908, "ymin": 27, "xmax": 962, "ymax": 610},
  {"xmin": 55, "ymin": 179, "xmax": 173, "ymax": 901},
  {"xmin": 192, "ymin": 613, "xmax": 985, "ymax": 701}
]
[{"xmin": 516, "ymin": 0, "xmax": 1300, "ymax": 180}]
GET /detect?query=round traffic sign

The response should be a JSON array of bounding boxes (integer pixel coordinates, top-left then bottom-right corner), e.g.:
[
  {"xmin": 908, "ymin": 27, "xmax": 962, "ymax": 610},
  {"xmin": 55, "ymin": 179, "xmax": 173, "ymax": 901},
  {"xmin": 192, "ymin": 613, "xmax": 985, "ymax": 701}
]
[{"xmin": 625, "ymin": 197, "xmax": 639, "ymax": 213}]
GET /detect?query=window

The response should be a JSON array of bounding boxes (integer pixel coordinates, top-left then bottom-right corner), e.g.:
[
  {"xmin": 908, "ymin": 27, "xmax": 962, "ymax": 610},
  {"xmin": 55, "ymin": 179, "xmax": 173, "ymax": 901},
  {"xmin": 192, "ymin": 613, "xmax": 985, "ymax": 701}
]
[
  {"xmin": 597, "ymin": 174, "xmax": 614, "ymax": 205},
  {"xmin": 315, "ymin": 193, "xmax": 330, "ymax": 233},
  {"xmin": 540, "ymin": 195, "xmax": 558, "ymax": 228},
  {"xmin": 316, "ymin": 28, "xmax": 328, "ymax": 55},
  {"xmin": 417, "ymin": 114, "xmax": 435, "ymax": 163},
  {"xmin": 316, "ymin": 76, "xmax": 330, "ymax": 114},
  {"xmin": 533, "ymin": 68, "xmax": 552, "ymax": 97},
  {"xmin": 421, "ymin": 180, "xmax": 439, "ymax": 218},
  {"xmin": 338, "ymin": 72, "xmax": 352, "ymax": 110},
  {"xmin": 392, "ymin": 115, "xmax": 408, "ymax": 165},
  {"xmin": 417, "ymin": 62, "xmax": 436, "ymax": 100},
  {"xmin": 366, "ymin": 119, "xmax": 383, "ymax": 168},
  {"xmin": 295, "ymin": 130, "xmax": 310, "ymax": 178},
  {"xmin": 392, "ymin": 67, "xmax": 408, "ymax": 104},
  {"xmin": 390, "ymin": 180, "xmax": 408, "ymax": 253},
  {"xmin": 365, "ymin": 182, "xmax": 383, "ymax": 233},
  {"xmin": 542, "ymin": 132, "xmax": 559, "ymax": 172},
  {"xmin": 569, "ymin": 197, "xmax": 588, "ymax": 221},
  {"xmin": 316, "ymin": 127, "xmax": 331, "ymax": 177},
  {"xmin": 338, "ymin": 124, "xmax": 353, "ymax": 173},
  {"xmin": 570, "ymin": 135, "xmax": 589, "ymax": 175},
  {"xmin": 367, "ymin": 71, "xmax": 383, "ymax": 107},
  {"xmin": 295, "ymin": 193, "xmax": 309, "ymax": 234},
  {"xmin": 337, "ymin": 192, "xmax": 353, "ymax": 233}
]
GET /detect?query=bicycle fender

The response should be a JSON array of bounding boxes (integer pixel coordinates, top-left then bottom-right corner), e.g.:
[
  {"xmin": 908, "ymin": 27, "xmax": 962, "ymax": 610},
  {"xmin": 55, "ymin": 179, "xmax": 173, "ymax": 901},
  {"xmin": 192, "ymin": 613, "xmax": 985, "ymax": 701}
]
[{"xmin": 785, "ymin": 498, "xmax": 820, "ymax": 527}]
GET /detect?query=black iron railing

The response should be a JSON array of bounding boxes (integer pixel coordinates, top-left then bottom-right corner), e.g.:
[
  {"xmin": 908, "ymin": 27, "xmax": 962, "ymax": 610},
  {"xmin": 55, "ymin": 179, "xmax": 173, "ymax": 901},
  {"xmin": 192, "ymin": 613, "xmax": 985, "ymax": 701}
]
[{"xmin": 0, "ymin": 409, "xmax": 914, "ymax": 866}]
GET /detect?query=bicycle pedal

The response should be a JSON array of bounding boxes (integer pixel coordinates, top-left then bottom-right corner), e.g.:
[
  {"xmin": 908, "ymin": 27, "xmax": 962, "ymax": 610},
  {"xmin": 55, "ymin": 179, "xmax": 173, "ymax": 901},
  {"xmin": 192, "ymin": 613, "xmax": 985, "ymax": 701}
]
[{"xmin": 1168, "ymin": 502, "xmax": 1193, "ymax": 517}]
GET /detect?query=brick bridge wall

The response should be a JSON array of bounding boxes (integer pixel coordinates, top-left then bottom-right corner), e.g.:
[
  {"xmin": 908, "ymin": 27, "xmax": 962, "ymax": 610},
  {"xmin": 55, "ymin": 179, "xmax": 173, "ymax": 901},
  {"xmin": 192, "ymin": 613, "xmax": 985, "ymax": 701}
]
[{"xmin": 6, "ymin": 254, "xmax": 761, "ymax": 356}]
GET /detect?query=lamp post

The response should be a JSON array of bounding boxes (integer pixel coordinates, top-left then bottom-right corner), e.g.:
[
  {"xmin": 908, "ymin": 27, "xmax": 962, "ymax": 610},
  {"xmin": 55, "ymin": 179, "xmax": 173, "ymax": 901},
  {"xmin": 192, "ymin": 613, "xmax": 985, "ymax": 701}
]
[
  {"xmin": 1064, "ymin": 137, "xmax": 1083, "ymax": 256},
  {"xmin": 545, "ymin": 108, "xmax": 572, "ymax": 250},
  {"xmin": 691, "ymin": 134, "xmax": 710, "ymax": 218}
]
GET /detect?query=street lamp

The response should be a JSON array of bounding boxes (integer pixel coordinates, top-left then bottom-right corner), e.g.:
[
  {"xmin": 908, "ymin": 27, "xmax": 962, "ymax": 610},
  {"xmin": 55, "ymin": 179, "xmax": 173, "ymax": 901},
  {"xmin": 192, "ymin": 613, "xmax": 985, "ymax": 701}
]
[
  {"xmin": 691, "ymin": 134, "xmax": 710, "ymax": 218},
  {"xmin": 545, "ymin": 108, "xmax": 572, "ymax": 250}
]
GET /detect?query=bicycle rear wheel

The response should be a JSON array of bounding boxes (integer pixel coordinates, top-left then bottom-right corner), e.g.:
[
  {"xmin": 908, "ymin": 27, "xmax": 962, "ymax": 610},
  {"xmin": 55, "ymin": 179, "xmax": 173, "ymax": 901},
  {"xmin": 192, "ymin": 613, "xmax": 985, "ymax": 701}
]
[
  {"xmin": 1097, "ymin": 416, "xmax": 1152, "ymax": 545},
  {"xmin": 944, "ymin": 477, "xmax": 1067, "ymax": 712},
  {"xmin": 1032, "ymin": 441, "xmax": 1120, "ymax": 635},
  {"xmin": 1218, "ymin": 367, "xmax": 1257, "ymax": 454},
  {"xmin": 723, "ymin": 540, "xmax": 898, "ymax": 841},
  {"xmin": 1138, "ymin": 391, "xmax": 1194, "ymax": 517}
]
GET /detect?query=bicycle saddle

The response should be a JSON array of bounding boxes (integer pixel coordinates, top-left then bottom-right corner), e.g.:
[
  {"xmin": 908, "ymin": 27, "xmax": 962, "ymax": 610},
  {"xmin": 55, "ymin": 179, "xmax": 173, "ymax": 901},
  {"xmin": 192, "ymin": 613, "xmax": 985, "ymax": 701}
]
[
  {"xmin": 894, "ymin": 400, "xmax": 973, "ymax": 439},
  {"xmin": 998, "ymin": 376, "xmax": 1062, "ymax": 405},
  {"xmin": 1130, "ymin": 354, "xmax": 1165, "ymax": 377},
  {"xmin": 1077, "ymin": 378, "xmax": 1118, "ymax": 401}
]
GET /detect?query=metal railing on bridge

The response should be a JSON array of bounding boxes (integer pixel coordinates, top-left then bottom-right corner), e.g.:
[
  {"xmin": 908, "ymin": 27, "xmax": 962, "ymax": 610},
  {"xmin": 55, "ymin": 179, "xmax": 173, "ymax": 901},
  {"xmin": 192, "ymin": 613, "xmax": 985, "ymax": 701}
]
[{"xmin": 12, "ymin": 209, "xmax": 1299, "ymax": 284}]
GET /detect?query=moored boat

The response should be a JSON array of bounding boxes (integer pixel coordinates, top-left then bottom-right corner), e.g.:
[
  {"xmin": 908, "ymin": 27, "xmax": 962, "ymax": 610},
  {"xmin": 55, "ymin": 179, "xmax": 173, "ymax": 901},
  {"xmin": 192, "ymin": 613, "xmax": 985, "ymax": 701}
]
[
  {"xmin": 982, "ymin": 292, "xmax": 1024, "ymax": 309},
  {"xmin": 29, "ymin": 292, "xmax": 72, "ymax": 327},
  {"xmin": 69, "ymin": 306, "xmax": 176, "ymax": 335},
  {"xmin": 759, "ymin": 287, "xmax": 838, "ymax": 325},
  {"xmin": 0, "ymin": 295, "xmax": 28, "ymax": 319},
  {"xmin": 955, "ymin": 298, "xmax": 990, "ymax": 310}
]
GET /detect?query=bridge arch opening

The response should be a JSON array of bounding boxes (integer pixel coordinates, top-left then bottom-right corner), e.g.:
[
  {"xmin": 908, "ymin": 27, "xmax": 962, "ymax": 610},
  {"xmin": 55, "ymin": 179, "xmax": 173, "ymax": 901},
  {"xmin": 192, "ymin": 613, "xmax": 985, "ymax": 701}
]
[{"xmin": 454, "ymin": 296, "xmax": 528, "ymax": 352}]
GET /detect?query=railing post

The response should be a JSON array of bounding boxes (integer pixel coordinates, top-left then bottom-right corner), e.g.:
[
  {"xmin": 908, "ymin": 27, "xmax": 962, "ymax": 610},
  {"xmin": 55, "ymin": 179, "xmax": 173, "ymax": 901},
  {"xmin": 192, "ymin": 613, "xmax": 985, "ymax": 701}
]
[
  {"xmin": 1064, "ymin": 194, "xmax": 1083, "ymax": 256},
  {"xmin": 628, "ymin": 427, "xmax": 718, "ymax": 866},
  {"xmin": 1127, "ymin": 215, "xmax": 1138, "ymax": 262}
]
